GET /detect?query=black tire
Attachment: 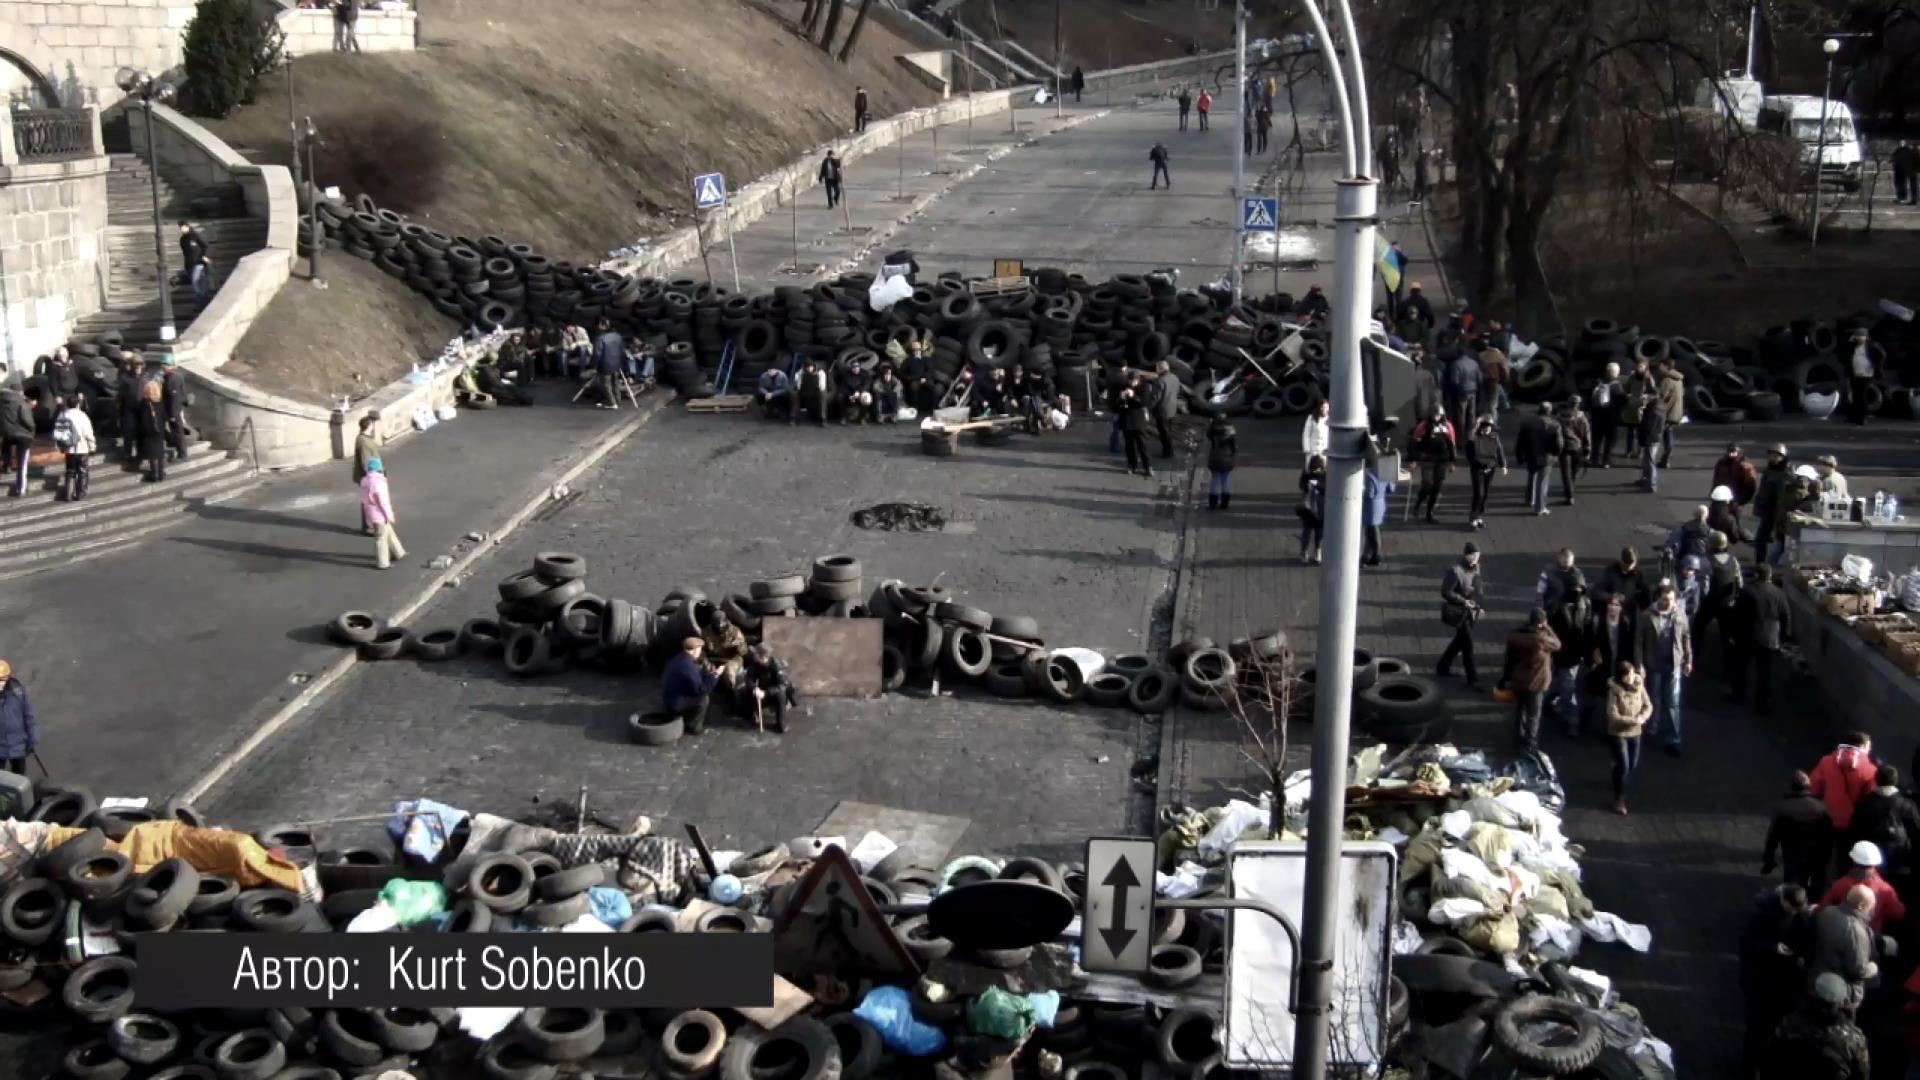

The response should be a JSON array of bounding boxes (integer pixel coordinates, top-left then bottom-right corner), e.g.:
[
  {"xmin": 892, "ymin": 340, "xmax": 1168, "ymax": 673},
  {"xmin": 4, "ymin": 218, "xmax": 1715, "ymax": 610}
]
[
  {"xmin": 1417, "ymin": 935, "xmax": 1477, "ymax": 958},
  {"xmin": 1156, "ymin": 1009, "xmax": 1219, "ymax": 1070},
  {"xmin": 1702, "ymin": 406, "xmax": 1748, "ymax": 424},
  {"xmin": 1127, "ymin": 668, "xmax": 1177, "ymax": 713},
  {"xmin": 188, "ymin": 875, "xmax": 239, "ymax": 917},
  {"xmin": 619, "ymin": 908, "xmax": 677, "ymax": 933},
  {"xmin": 359, "ymin": 627, "xmax": 412, "ymax": 661},
  {"xmin": 327, "ymin": 611, "xmax": 380, "ymax": 646},
  {"xmin": 37, "ymin": 823, "xmax": 106, "ymax": 873},
  {"xmin": 460, "ymin": 618, "xmax": 505, "ymax": 655},
  {"xmin": 975, "ymin": 945, "xmax": 1033, "ymax": 969},
  {"xmin": 320, "ymin": 1011, "xmax": 386, "ymax": 1068},
  {"xmin": 906, "ymin": 619, "xmax": 945, "ymax": 671},
  {"xmin": 522, "ymin": 893, "xmax": 589, "ymax": 927},
  {"xmin": 982, "ymin": 661, "xmax": 1030, "ymax": 698},
  {"xmin": 1182, "ymin": 647, "xmax": 1236, "ymax": 693},
  {"xmin": 525, "ymin": 577, "xmax": 587, "ymax": 614},
  {"xmin": 1108, "ymin": 653, "xmax": 1155, "ymax": 676},
  {"xmin": 1387, "ymin": 974, "xmax": 1410, "ymax": 1031},
  {"xmin": 1038, "ymin": 655, "xmax": 1087, "ymax": 703},
  {"xmin": 0, "ymin": 877, "xmax": 64, "ymax": 945},
  {"xmin": 498, "ymin": 569, "xmax": 550, "ymax": 602},
  {"xmin": 931, "ymin": 601, "xmax": 993, "ymax": 631},
  {"xmin": 469, "ymin": 854, "xmax": 534, "ymax": 913},
  {"xmin": 881, "ymin": 643, "xmax": 907, "ymax": 692},
  {"xmin": 1084, "ymin": 671, "xmax": 1132, "ymax": 707},
  {"xmin": 627, "ymin": 711, "xmax": 685, "ymax": 746},
  {"xmin": 125, "ymin": 857, "xmax": 201, "ymax": 929},
  {"xmin": 1147, "ymin": 944, "xmax": 1203, "ymax": 988},
  {"xmin": 534, "ymin": 864, "xmax": 605, "ymax": 902},
  {"xmin": 413, "ymin": 628, "xmax": 462, "ymax": 661},
  {"xmin": 999, "ymin": 857, "xmax": 1064, "ymax": 889},
  {"xmin": 823, "ymin": 1014, "xmax": 882, "ymax": 1080},
  {"xmin": 989, "ymin": 614, "xmax": 1042, "ymax": 642},
  {"xmin": 812, "ymin": 554, "xmax": 862, "ymax": 583},
  {"xmin": 532, "ymin": 552, "xmax": 587, "ymax": 581},
  {"xmin": 479, "ymin": 1039, "xmax": 557, "ymax": 1080},
  {"xmin": 504, "ymin": 627, "xmax": 557, "ymax": 678},
  {"xmin": 212, "ymin": 1029, "xmax": 286, "ymax": 1080},
  {"xmin": 232, "ymin": 889, "xmax": 307, "ymax": 932},
  {"xmin": 1357, "ymin": 674, "xmax": 1444, "ymax": 728},
  {"xmin": 942, "ymin": 627, "xmax": 992, "ymax": 678},
  {"xmin": 1744, "ymin": 390, "xmax": 1784, "ymax": 421},
  {"xmin": 750, "ymin": 575, "xmax": 806, "ymax": 599},
  {"xmin": 517, "ymin": 1007, "xmax": 605, "ymax": 1062},
  {"xmin": 63, "ymin": 1040, "xmax": 132, "ymax": 1080},
  {"xmin": 64, "ymin": 956, "xmax": 137, "ymax": 1023},
  {"xmin": 661, "ymin": 1010, "xmax": 728, "ymax": 1075},
  {"xmin": 110, "ymin": 1013, "xmax": 182, "ymax": 1065},
  {"xmin": 369, "ymin": 1008, "xmax": 441, "ymax": 1053},
  {"xmin": 1351, "ymin": 648, "xmax": 1378, "ymax": 691},
  {"xmin": 1492, "ymin": 996, "xmax": 1604, "ymax": 1075},
  {"xmin": 555, "ymin": 595, "xmax": 606, "ymax": 649},
  {"xmin": 893, "ymin": 915, "xmax": 954, "ymax": 963}
]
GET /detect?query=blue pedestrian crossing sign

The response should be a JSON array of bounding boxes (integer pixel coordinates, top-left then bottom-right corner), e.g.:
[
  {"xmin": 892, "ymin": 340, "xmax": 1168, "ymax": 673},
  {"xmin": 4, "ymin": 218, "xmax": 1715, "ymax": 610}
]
[
  {"xmin": 693, "ymin": 173, "xmax": 727, "ymax": 210},
  {"xmin": 1242, "ymin": 197, "xmax": 1279, "ymax": 232}
]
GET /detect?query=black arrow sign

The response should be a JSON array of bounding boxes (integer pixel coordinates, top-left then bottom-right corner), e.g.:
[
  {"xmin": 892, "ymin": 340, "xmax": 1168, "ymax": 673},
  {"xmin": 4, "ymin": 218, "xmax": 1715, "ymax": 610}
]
[{"xmin": 1099, "ymin": 857, "xmax": 1141, "ymax": 957}]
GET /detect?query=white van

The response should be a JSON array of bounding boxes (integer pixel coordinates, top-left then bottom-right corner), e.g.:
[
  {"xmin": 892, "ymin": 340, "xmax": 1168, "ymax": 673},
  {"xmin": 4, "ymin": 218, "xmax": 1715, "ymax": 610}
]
[{"xmin": 1757, "ymin": 94, "xmax": 1863, "ymax": 190}]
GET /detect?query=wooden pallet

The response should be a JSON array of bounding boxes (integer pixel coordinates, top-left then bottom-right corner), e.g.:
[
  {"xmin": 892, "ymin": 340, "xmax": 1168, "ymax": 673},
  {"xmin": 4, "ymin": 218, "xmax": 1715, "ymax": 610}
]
[
  {"xmin": 968, "ymin": 275, "xmax": 1031, "ymax": 298},
  {"xmin": 686, "ymin": 394, "xmax": 753, "ymax": 413}
]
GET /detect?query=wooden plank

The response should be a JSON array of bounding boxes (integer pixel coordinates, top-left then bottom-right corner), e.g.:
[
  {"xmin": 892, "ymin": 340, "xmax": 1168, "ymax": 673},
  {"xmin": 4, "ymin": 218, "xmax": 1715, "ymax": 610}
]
[
  {"xmin": 758, "ymin": 617, "xmax": 884, "ymax": 698},
  {"xmin": 686, "ymin": 394, "xmax": 753, "ymax": 413}
]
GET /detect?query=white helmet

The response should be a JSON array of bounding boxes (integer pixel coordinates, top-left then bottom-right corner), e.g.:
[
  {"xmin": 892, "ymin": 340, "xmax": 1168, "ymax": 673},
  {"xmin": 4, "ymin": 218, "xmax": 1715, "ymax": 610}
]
[
  {"xmin": 1852, "ymin": 840, "xmax": 1884, "ymax": 868},
  {"xmin": 1795, "ymin": 464, "xmax": 1820, "ymax": 481},
  {"xmin": 1710, "ymin": 485, "xmax": 1733, "ymax": 503}
]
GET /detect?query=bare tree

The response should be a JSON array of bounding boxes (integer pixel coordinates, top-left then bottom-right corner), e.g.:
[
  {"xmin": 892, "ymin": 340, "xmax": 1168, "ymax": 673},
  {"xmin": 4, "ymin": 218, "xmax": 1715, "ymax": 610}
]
[
  {"xmin": 818, "ymin": 0, "xmax": 849, "ymax": 53},
  {"xmin": 838, "ymin": 0, "xmax": 878, "ymax": 62},
  {"xmin": 1225, "ymin": 652, "xmax": 1304, "ymax": 840},
  {"xmin": 805, "ymin": 0, "xmax": 833, "ymax": 43}
]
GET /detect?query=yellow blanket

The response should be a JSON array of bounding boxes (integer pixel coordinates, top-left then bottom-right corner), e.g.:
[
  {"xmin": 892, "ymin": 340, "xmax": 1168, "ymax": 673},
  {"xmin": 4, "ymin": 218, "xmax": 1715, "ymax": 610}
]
[{"xmin": 41, "ymin": 821, "xmax": 304, "ymax": 892}]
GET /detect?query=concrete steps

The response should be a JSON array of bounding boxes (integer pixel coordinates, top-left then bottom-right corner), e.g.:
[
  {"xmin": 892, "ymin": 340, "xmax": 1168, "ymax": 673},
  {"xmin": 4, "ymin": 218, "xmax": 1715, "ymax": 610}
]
[{"xmin": 0, "ymin": 442, "xmax": 260, "ymax": 581}]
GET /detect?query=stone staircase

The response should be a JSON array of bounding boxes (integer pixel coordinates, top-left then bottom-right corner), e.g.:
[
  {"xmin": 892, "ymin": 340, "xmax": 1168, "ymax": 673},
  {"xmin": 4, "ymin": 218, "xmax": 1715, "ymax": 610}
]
[
  {"xmin": 74, "ymin": 152, "xmax": 267, "ymax": 351},
  {"xmin": 0, "ymin": 438, "xmax": 259, "ymax": 582}
]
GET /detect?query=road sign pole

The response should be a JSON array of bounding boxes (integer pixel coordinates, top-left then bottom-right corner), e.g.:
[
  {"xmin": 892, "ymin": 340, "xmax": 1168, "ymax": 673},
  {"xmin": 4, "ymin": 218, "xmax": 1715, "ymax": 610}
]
[
  {"xmin": 1231, "ymin": 0, "xmax": 1247, "ymax": 301},
  {"xmin": 724, "ymin": 195, "xmax": 741, "ymax": 292},
  {"xmin": 898, "ymin": 134, "xmax": 905, "ymax": 198}
]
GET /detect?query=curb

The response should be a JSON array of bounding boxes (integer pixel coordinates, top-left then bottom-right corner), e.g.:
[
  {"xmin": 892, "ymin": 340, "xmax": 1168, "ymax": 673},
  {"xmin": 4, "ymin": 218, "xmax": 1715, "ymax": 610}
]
[
  {"xmin": 1151, "ymin": 436, "xmax": 1206, "ymax": 818},
  {"xmin": 177, "ymin": 396, "xmax": 671, "ymax": 806}
]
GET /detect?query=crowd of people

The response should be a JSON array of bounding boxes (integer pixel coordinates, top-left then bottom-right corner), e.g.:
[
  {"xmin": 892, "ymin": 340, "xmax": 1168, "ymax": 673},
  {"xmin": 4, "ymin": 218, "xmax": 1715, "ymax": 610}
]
[
  {"xmin": 462, "ymin": 319, "xmax": 656, "ymax": 409},
  {"xmin": 1744, "ymin": 730, "xmax": 1920, "ymax": 1078},
  {"xmin": 0, "ymin": 347, "xmax": 191, "ymax": 500},
  {"xmin": 753, "ymin": 333, "xmax": 1073, "ymax": 432},
  {"xmin": 660, "ymin": 628, "xmax": 798, "ymax": 736}
]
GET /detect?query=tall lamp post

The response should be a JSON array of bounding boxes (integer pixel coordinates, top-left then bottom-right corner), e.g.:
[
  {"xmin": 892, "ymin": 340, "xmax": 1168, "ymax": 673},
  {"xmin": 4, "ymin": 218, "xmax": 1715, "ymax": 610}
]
[
  {"xmin": 1289, "ymin": 0, "xmax": 1377, "ymax": 1074},
  {"xmin": 1810, "ymin": 37, "xmax": 1839, "ymax": 249},
  {"xmin": 303, "ymin": 116, "xmax": 326, "ymax": 289},
  {"xmin": 114, "ymin": 67, "xmax": 177, "ymax": 344}
]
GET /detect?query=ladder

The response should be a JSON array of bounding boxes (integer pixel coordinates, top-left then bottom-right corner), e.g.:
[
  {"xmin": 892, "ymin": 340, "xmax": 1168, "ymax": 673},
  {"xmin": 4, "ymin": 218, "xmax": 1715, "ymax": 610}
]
[{"xmin": 714, "ymin": 338, "xmax": 739, "ymax": 395}]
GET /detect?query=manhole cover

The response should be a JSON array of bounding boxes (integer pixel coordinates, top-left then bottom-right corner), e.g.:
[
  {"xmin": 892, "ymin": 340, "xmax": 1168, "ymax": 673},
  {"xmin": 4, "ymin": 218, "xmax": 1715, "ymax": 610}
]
[{"xmin": 851, "ymin": 502, "xmax": 948, "ymax": 531}]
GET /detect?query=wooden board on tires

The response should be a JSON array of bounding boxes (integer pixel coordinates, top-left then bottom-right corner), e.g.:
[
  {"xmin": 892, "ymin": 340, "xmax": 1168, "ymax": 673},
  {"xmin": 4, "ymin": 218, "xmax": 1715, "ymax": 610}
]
[
  {"xmin": 686, "ymin": 394, "xmax": 752, "ymax": 413},
  {"xmin": 758, "ymin": 617, "xmax": 884, "ymax": 698}
]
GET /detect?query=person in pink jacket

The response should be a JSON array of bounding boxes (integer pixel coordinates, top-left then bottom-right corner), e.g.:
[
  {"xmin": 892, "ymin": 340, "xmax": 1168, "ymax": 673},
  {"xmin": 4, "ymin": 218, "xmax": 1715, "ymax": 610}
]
[
  {"xmin": 1811, "ymin": 733, "xmax": 1880, "ymax": 875},
  {"xmin": 359, "ymin": 458, "xmax": 407, "ymax": 570}
]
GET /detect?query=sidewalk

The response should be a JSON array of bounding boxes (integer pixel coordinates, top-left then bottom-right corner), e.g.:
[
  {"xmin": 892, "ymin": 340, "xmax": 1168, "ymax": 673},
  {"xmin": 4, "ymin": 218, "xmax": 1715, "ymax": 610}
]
[{"xmin": 0, "ymin": 384, "xmax": 646, "ymax": 800}]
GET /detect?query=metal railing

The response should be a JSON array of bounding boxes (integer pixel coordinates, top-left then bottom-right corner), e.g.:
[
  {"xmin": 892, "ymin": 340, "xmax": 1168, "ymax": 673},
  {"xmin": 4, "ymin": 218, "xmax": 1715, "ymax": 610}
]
[{"xmin": 10, "ymin": 109, "xmax": 95, "ymax": 163}]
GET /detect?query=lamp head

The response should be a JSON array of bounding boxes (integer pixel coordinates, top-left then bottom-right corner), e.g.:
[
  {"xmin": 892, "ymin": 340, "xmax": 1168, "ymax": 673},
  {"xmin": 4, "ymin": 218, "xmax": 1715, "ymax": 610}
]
[
  {"xmin": 114, "ymin": 67, "xmax": 146, "ymax": 93},
  {"xmin": 1824, "ymin": 38, "xmax": 1840, "ymax": 55}
]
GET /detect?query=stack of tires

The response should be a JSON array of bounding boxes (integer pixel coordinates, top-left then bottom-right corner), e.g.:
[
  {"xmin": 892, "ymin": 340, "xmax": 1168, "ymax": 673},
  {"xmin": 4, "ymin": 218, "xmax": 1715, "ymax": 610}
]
[{"xmin": 805, "ymin": 555, "xmax": 865, "ymax": 615}]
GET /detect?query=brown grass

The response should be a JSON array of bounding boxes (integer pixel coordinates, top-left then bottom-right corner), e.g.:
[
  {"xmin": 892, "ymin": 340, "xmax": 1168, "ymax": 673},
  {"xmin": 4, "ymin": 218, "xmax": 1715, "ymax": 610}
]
[
  {"xmin": 206, "ymin": 0, "xmax": 936, "ymax": 405},
  {"xmin": 953, "ymin": 0, "xmax": 1290, "ymax": 69}
]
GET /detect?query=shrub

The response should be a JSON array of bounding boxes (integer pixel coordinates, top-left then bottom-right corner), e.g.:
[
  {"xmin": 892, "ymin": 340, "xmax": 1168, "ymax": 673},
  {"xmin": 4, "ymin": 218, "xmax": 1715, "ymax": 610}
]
[
  {"xmin": 181, "ymin": 0, "xmax": 284, "ymax": 119},
  {"xmin": 312, "ymin": 109, "xmax": 448, "ymax": 214}
]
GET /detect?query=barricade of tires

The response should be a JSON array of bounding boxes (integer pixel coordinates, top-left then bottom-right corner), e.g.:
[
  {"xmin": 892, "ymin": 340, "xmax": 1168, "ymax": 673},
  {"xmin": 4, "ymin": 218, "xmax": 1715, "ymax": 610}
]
[{"xmin": 1511, "ymin": 309, "xmax": 1920, "ymax": 422}]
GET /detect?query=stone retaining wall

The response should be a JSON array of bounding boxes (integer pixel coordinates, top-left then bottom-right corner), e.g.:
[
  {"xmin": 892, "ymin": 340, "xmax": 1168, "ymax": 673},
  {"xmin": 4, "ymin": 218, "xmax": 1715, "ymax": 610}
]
[
  {"xmin": 0, "ymin": 0, "xmax": 196, "ymax": 110},
  {"xmin": 0, "ymin": 107, "xmax": 109, "ymax": 367},
  {"xmin": 273, "ymin": 4, "xmax": 416, "ymax": 57}
]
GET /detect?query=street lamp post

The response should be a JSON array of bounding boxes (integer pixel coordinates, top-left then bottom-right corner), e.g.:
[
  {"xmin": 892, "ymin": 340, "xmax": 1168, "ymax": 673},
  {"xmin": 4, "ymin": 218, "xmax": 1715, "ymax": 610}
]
[
  {"xmin": 115, "ymin": 67, "xmax": 177, "ymax": 344},
  {"xmin": 1230, "ymin": 1, "xmax": 1247, "ymax": 301},
  {"xmin": 304, "ymin": 117, "xmax": 326, "ymax": 289},
  {"xmin": 1811, "ymin": 37, "xmax": 1839, "ymax": 249}
]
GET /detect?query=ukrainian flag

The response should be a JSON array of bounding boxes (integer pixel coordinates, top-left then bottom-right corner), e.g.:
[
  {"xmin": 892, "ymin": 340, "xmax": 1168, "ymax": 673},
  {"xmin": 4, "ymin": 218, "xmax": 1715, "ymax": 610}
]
[{"xmin": 1375, "ymin": 235, "xmax": 1406, "ymax": 293}]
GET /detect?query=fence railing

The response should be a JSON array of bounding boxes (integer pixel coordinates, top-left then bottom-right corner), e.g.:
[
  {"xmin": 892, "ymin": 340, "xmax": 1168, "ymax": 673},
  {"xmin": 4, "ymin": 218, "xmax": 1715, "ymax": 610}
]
[{"xmin": 10, "ymin": 109, "xmax": 96, "ymax": 163}]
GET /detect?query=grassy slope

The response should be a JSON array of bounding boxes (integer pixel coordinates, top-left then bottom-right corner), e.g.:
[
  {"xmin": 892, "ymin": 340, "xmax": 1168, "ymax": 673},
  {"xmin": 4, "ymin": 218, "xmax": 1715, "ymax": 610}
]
[
  {"xmin": 955, "ymin": 0, "xmax": 1288, "ymax": 69},
  {"xmin": 207, "ymin": 0, "xmax": 936, "ymax": 404}
]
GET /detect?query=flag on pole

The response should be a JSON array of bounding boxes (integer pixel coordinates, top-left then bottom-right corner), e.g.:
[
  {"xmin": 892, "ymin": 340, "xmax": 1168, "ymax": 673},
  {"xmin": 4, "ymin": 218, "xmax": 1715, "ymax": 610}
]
[{"xmin": 1375, "ymin": 235, "xmax": 1407, "ymax": 293}]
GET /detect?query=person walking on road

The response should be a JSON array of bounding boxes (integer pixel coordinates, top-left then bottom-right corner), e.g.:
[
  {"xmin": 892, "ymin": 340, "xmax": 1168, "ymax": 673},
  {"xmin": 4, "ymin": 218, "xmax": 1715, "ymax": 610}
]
[
  {"xmin": 1621, "ymin": 356, "xmax": 1653, "ymax": 459},
  {"xmin": 1205, "ymin": 415, "xmax": 1236, "ymax": 511},
  {"xmin": 1118, "ymin": 377, "xmax": 1153, "ymax": 479},
  {"xmin": 1741, "ymin": 883, "xmax": 1813, "ymax": 1078},
  {"xmin": 1071, "ymin": 67, "xmax": 1085, "ymax": 102},
  {"xmin": 819, "ymin": 150, "xmax": 845, "ymax": 209},
  {"xmin": 1361, "ymin": 466, "xmax": 1392, "ymax": 567},
  {"xmin": 1637, "ymin": 380, "xmax": 1669, "ymax": 493},
  {"xmin": 1502, "ymin": 608, "xmax": 1560, "ymax": 749},
  {"xmin": 1547, "ymin": 572, "xmax": 1592, "ymax": 736},
  {"xmin": 160, "ymin": 356, "xmax": 189, "ymax": 462},
  {"xmin": 589, "ymin": 318, "xmax": 625, "ymax": 410},
  {"xmin": 1408, "ymin": 405, "xmax": 1455, "ymax": 523},
  {"xmin": 1766, "ymin": 771, "xmax": 1834, "ymax": 894},
  {"xmin": 1636, "ymin": 583, "xmax": 1692, "ymax": 756},
  {"xmin": 1177, "ymin": 87, "xmax": 1192, "ymax": 131},
  {"xmin": 1301, "ymin": 398, "xmax": 1330, "ymax": 459},
  {"xmin": 135, "ymin": 381, "xmax": 169, "ymax": 484},
  {"xmin": 853, "ymin": 86, "xmax": 870, "ymax": 133},
  {"xmin": 1605, "ymin": 660, "xmax": 1652, "ymax": 814},
  {"xmin": 1242, "ymin": 112, "xmax": 1254, "ymax": 156},
  {"xmin": 1812, "ymin": 734, "xmax": 1881, "ymax": 877},
  {"xmin": 0, "ymin": 661, "xmax": 36, "ymax": 776},
  {"xmin": 1437, "ymin": 542, "xmax": 1484, "ymax": 688},
  {"xmin": 359, "ymin": 458, "xmax": 407, "ymax": 571},
  {"xmin": 1515, "ymin": 402, "xmax": 1561, "ymax": 516},
  {"xmin": 179, "ymin": 222, "xmax": 211, "ymax": 311},
  {"xmin": 1732, "ymin": 563, "xmax": 1789, "ymax": 713},
  {"xmin": 1151, "ymin": 361, "xmax": 1180, "ymax": 456},
  {"xmin": 1557, "ymin": 395, "xmax": 1589, "ymax": 506},
  {"xmin": 1149, "ymin": 142, "xmax": 1171, "ymax": 190},
  {"xmin": 1588, "ymin": 362, "xmax": 1623, "ymax": 467},
  {"xmin": 1255, "ymin": 102, "xmax": 1272, "ymax": 154},
  {"xmin": 1297, "ymin": 455, "xmax": 1326, "ymax": 563},
  {"xmin": 1753, "ymin": 443, "xmax": 1794, "ymax": 567},
  {"xmin": 1894, "ymin": 139, "xmax": 1917, "ymax": 204},
  {"xmin": 352, "ymin": 414, "xmax": 381, "ymax": 534},
  {"xmin": 1462, "ymin": 413, "xmax": 1505, "ymax": 530},
  {"xmin": 1655, "ymin": 361, "xmax": 1685, "ymax": 468},
  {"xmin": 1196, "ymin": 88, "xmax": 1212, "ymax": 130}
]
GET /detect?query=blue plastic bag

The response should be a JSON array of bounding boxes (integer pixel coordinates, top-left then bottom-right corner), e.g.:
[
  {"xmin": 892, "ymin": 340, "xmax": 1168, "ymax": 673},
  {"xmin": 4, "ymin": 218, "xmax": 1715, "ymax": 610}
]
[
  {"xmin": 1026, "ymin": 990, "xmax": 1061, "ymax": 1029},
  {"xmin": 853, "ymin": 986, "xmax": 948, "ymax": 1057},
  {"xmin": 587, "ymin": 886, "xmax": 633, "ymax": 929}
]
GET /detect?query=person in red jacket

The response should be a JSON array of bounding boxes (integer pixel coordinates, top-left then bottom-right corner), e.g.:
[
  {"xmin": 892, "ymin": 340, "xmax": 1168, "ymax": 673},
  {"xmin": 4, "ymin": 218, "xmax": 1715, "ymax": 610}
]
[
  {"xmin": 1821, "ymin": 840, "xmax": 1907, "ymax": 933},
  {"xmin": 1811, "ymin": 733, "xmax": 1880, "ymax": 874}
]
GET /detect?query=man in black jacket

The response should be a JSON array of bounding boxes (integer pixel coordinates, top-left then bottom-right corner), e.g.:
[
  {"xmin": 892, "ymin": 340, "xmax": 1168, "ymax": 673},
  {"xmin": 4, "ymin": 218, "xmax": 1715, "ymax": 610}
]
[
  {"xmin": 1740, "ymin": 883, "xmax": 1812, "ymax": 1079},
  {"xmin": 1436, "ymin": 543, "xmax": 1484, "ymax": 688},
  {"xmin": 1732, "ymin": 562, "xmax": 1789, "ymax": 712},
  {"xmin": 159, "ymin": 356, "xmax": 189, "ymax": 461},
  {"xmin": 1515, "ymin": 403, "xmax": 1561, "ymax": 516},
  {"xmin": 117, "ymin": 354, "xmax": 148, "ymax": 460},
  {"xmin": 736, "ymin": 643, "xmax": 799, "ymax": 733},
  {"xmin": 1149, "ymin": 142, "xmax": 1171, "ymax": 190},
  {"xmin": 179, "ymin": 222, "xmax": 211, "ymax": 310},
  {"xmin": 1764, "ymin": 770, "xmax": 1833, "ymax": 893},
  {"xmin": 1752, "ymin": 444, "xmax": 1793, "ymax": 567},
  {"xmin": 794, "ymin": 357, "xmax": 830, "ymax": 426},
  {"xmin": 587, "ymin": 319, "xmax": 625, "ymax": 410},
  {"xmin": 852, "ymin": 87, "xmax": 869, "ymax": 133},
  {"xmin": 1547, "ymin": 572, "xmax": 1592, "ymax": 736},
  {"xmin": 1461, "ymin": 413, "xmax": 1505, "ymax": 530},
  {"xmin": 819, "ymin": 151, "xmax": 845, "ymax": 209},
  {"xmin": 1853, "ymin": 765, "xmax": 1920, "ymax": 900}
]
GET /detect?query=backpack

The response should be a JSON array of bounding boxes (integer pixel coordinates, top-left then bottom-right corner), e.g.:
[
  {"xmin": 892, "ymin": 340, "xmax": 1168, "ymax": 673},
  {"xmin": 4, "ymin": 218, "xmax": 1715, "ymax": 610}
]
[{"xmin": 53, "ymin": 414, "xmax": 76, "ymax": 450}]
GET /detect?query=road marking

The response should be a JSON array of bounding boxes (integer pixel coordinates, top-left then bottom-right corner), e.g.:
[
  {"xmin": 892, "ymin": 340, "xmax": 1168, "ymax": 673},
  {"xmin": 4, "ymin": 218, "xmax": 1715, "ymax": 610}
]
[{"xmin": 177, "ymin": 401, "xmax": 668, "ymax": 806}]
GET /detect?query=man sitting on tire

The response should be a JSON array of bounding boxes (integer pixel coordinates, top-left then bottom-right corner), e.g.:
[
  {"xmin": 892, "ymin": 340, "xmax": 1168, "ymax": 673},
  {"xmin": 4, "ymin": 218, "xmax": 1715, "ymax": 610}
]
[
  {"xmin": 838, "ymin": 362, "xmax": 874, "ymax": 425},
  {"xmin": 662, "ymin": 637, "xmax": 720, "ymax": 736},
  {"xmin": 702, "ymin": 609, "xmax": 749, "ymax": 695},
  {"xmin": 735, "ymin": 644, "xmax": 799, "ymax": 734},
  {"xmin": 795, "ymin": 358, "xmax": 830, "ymax": 426}
]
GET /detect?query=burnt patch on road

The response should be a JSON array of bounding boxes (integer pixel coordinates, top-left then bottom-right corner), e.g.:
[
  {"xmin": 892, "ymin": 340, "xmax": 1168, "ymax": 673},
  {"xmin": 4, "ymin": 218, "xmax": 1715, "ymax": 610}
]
[{"xmin": 851, "ymin": 502, "xmax": 949, "ymax": 532}]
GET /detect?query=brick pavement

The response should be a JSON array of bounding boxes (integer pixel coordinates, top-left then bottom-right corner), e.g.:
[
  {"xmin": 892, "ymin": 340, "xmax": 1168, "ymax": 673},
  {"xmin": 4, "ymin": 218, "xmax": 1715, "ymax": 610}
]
[
  {"xmin": 200, "ymin": 413, "xmax": 1185, "ymax": 863},
  {"xmin": 1160, "ymin": 412, "xmax": 1920, "ymax": 1077}
]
